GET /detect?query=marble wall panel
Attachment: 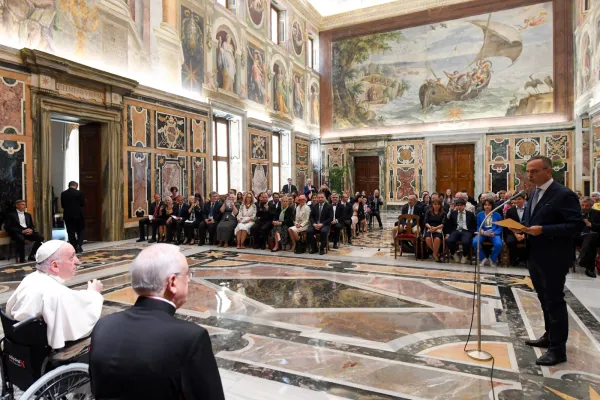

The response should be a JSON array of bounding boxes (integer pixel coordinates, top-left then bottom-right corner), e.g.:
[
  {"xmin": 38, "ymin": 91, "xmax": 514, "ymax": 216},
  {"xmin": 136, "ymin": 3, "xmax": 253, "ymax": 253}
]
[
  {"xmin": 191, "ymin": 118, "xmax": 207, "ymax": 153},
  {"xmin": 251, "ymin": 164, "xmax": 269, "ymax": 196},
  {"xmin": 489, "ymin": 164, "xmax": 509, "ymax": 193},
  {"xmin": 0, "ymin": 140, "xmax": 26, "ymax": 209},
  {"xmin": 192, "ymin": 156, "xmax": 207, "ymax": 197},
  {"xmin": 396, "ymin": 167, "xmax": 416, "ymax": 200},
  {"xmin": 156, "ymin": 112, "xmax": 186, "ymax": 151},
  {"xmin": 295, "ymin": 141, "xmax": 309, "ymax": 167},
  {"xmin": 0, "ymin": 77, "xmax": 25, "ymax": 135},
  {"xmin": 552, "ymin": 160, "xmax": 569, "ymax": 186},
  {"xmin": 127, "ymin": 151, "xmax": 151, "ymax": 218},
  {"xmin": 127, "ymin": 106, "xmax": 151, "ymax": 147},
  {"xmin": 296, "ymin": 168, "xmax": 307, "ymax": 190},
  {"xmin": 514, "ymin": 137, "xmax": 541, "ymax": 161},
  {"xmin": 545, "ymin": 134, "xmax": 569, "ymax": 159},
  {"xmin": 387, "ymin": 140, "xmax": 426, "ymax": 202},
  {"xmin": 155, "ymin": 154, "xmax": 188, "ymax": 199},
  {"xmin": 489, "ymin": 138, "xmax": 509, "ymax": 162},
  {"xmin": 583, "ymin": 126, "xmax": 591, "ymax": 177}
]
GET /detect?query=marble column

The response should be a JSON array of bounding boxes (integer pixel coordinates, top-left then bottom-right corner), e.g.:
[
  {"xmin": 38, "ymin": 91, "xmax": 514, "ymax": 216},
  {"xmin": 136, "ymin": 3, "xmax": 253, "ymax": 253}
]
[{"xmin": 154, "ymin": 0, "xmax": 184, "ymax": 88}]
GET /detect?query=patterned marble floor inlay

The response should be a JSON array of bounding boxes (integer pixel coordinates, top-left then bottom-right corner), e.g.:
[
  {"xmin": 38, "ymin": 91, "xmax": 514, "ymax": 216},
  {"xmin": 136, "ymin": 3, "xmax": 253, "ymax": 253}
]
[{"xmin": 2, "ymin": 240, "xmax": 599, "ymax": 399}]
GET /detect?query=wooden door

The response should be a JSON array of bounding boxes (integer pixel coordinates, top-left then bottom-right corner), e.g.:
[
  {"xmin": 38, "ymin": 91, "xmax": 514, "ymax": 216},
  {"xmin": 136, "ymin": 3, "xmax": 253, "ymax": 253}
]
[
  {"xmin": 435, "ymin": 145, "xmax": 474, "ymax": 195},
  {"xmin": 79, "ymin": 123, "xmax": 102, "ymax": 241},
  {"xmin": 354, "ymin": 156, "xmax": 380, "ymax": 196}
]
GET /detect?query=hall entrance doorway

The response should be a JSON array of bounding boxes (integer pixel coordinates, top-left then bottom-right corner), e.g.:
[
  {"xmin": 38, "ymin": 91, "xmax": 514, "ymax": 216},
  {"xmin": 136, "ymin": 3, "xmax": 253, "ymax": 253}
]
[
  {"xmin": 354, "ymin": 156, "xmax": 380, "ymax": 196},
  {"xmin": 50, "ymin": 119, "xmax": 103, "ymax": 243},
  {"xmin": 435, "ymin": 144, "xmax": 475, "ymax": 195}
]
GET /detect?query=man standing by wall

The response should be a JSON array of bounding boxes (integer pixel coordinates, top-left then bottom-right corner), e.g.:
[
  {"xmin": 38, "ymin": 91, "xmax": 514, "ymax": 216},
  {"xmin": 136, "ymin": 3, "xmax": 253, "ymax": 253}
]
[
  {"xmin": 369, "ymin": 189, "xmax": 384, "ymax": 230},
  {"xmin": 521, "ymin": 156, "xmax": 583, "ymax": 366},
  {"xmin": 61, "ymin": 181, "xmax": 85, "ymax": 253}
]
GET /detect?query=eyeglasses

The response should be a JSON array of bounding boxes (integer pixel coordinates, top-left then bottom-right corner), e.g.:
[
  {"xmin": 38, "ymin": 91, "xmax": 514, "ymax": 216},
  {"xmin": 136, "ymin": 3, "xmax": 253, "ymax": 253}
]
[{"xmin": 176, "ymin": 271, "xmax": 194, "ymax": 282}]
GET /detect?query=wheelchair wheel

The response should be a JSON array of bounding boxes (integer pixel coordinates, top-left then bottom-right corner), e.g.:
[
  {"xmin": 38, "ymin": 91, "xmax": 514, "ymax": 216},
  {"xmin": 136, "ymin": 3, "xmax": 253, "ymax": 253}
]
[{"xmin": 19, "ymin": 363, "xmax": 91, "ymax": 400}]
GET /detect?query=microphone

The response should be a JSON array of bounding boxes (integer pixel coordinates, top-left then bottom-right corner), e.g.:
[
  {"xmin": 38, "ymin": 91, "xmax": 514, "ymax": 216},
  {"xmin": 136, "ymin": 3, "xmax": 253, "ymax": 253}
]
[{"xmin": 505, "ymin": 190, "xmax": 527, "ymax": 203}]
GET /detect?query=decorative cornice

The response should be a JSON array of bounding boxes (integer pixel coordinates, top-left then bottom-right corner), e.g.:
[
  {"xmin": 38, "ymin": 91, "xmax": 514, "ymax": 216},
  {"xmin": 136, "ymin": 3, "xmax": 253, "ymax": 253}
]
[{"xmin": 319, "ymin": 0, "xmax": 472, "ymax": 31}]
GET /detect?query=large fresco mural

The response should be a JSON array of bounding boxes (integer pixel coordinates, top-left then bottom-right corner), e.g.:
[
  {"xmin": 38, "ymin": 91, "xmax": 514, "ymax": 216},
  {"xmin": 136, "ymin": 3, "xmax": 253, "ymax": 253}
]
[
  {"xmin": 331, "ymin": 2, "xmax": 553, "ymax": 130},
  {"xmin": 181, "ymin": 6, "xmax": 204, "ymax": 92}
]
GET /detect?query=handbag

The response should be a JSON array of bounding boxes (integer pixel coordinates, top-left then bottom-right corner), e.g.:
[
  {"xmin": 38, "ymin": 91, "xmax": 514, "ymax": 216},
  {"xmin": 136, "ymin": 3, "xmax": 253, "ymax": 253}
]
[{"xmin": 295, "ymin": 239, "xmax": 307, "ymax": 254}]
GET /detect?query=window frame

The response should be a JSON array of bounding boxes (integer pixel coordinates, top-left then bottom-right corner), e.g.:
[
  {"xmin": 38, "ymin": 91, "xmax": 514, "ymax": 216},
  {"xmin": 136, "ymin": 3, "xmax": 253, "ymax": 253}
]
[
  {"xmin": 272, "ymin": 132, "xmax": 281, "ymax": 191},
  {"xmin": 270, "ymin": 6, "xmax": 280, "ymax": 44},
  {"xmin": 307, "ymin": 37, "xmax": 314, "ymax": 69},
  {"xmin": 212, "ymin": 117, "xmax": 230, "ymax": 195}
]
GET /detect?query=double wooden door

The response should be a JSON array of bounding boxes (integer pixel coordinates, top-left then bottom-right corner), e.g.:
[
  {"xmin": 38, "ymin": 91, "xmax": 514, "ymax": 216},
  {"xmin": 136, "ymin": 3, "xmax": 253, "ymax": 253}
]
[
  {"xmin": 435, "ymin": 145, "xmax": 475, "ymax": 195},
  {"xmin": 354, "ymin": 156, "xmax": 380, "ymax": 196},
  {"xmin": 79, "ymin": 123, "xmax": 102, "ymax": 241}
]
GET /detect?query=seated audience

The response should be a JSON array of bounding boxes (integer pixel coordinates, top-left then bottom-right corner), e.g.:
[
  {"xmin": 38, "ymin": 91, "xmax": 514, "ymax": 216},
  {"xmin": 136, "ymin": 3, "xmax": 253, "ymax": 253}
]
[
  {"xmin": 351, "ymin": 194, "xmax": 362, "ymax": 238},
  {"xmin": 446, "ymin": 199, "xmax": 476, "ymax": 264},
  {"xmin": 424, "ymin": 199, "xmax": 447, "ymax": 263},
  {"xmin": 444, "ymin": 189, "xmax": 453, "ymax": 207},
  {"xmin": 137, "ymin": 193, "xmax": 163, "ymax": 242},
  {"xmin": 89, "ymin": 244, "xmax": 224, "ymax": 400},
  {"xmin": 4, "ymin": 200, "xmax": 44, "ymax": 263},
  {"xmin": 455, "ymin": 192, "xmax": 476, "ymax": 213},
  {"xmin": 341, "ymin": 193, "xmax": 353, "ymax": 245},
  {"xmin": 266, "ymin": 189, "xmax": 273, "ymax": 202},
  {"xmin": 198, "ymin": 192, "xmax": 223, "ymax": 246},
  {"xmin": 330, "ymin": 193, "xmax": 345, "ymax": 249},
  {"xmin": 157, "ymin": 196, "xmax": 174, "ymax": 242},
  {"xmin": 472, "ymin": 199, "xmax": 503, "ymax": 267},
  {"xmin": 235, "ymin": 191, "xmax": 244, "ymax": 209},
  {"xmin": 7, "ymin": 241, "xmax": 104, "ymax": 349},
  {"xmin": 308, "ymin": 192, "xmax": 318, "ymax": 208},
  {"xmin": 504, "ymin": 193, "xmax": 527, "ymax": 266},
  {"xmin": 320, "ymin": 183, "xmax": 332, "ymax": 201},
  {"xmin": 421, "ymin": 191, "xmax": 431, "ymax": 208},
  {"xmin": 250, "ymin": 192, "xmax": 271, "ymax": 250},
  {"xmin": 235, "ymin": 193, "xmax": 256, "ymax": 249},
  {"xmin": 288, "ymin": 195, "xmax": 310, "ymax": 251},
  {"xmin": 216, "ymin": 193, "xmax": 238, "ymax": 247},
  {"xmin": 461, "ymin": 188, "xmax": 477, "ymax": 206},
  {"xmin": 183, "ymin": 195, "xmax": 203, "ymax": 245},
  {"xmin": 167, "ymin": 196, "xmax": 190, "ymax": 244},
  {"xmin": 270, "ymin": 196, "xmax": 294, "ymax": 252},
  {"xmin": 575, "ymin": 196, "xmax": 600, "ymax": 278},
  {"xmin": 359, "ymin": 195, "xmax": 370, "ymax": 233},
  {"xmin": 393, "ymin": 195, "xmax": 425, "ymax": 239},
  {"xmin": 307, "ymin": 192, "xmax": 333, "ymax": 255}
]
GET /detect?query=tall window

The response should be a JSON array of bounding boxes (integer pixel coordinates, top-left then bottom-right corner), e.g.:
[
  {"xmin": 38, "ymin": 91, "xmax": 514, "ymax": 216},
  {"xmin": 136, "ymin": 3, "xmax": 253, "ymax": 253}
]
[
  {"xmin": 212, "ymin": 118, "xmax": 229, "ymax": 195},
  {"xmin": 307, "ymin": 38, "xmax": 314, "ymax": 69},
  {"xmin": 216, "ymin": 0, "xmax": 227, "ymax": 7},
  {"xmin": 584, "ymin": 0, "xmax": 591, "ymax": 11},
  {"xmin": 272, "ymin": 133, "xmax": 280, "ymax": 191},
  {"xmin": 271, "ymin": 6, "xmax": 283, "ymax": 44}
]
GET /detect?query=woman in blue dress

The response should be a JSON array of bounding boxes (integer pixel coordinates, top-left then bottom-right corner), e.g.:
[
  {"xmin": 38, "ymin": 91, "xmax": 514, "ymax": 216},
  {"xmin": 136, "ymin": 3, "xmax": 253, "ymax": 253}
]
[{"xmin": 472, "ymin": 198, "xmax": 503, "ymax": 267}]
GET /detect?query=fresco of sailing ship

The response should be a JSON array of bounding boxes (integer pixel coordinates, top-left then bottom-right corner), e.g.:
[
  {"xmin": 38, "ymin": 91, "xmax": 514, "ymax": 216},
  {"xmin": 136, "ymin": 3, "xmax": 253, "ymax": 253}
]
[
  {"xmin": 419, "ymin": 15, "xmax": 523, "ymax": 109},
  {"xmin": 331, "ymin": 2, "xmax": 553, "ymax": 130}
]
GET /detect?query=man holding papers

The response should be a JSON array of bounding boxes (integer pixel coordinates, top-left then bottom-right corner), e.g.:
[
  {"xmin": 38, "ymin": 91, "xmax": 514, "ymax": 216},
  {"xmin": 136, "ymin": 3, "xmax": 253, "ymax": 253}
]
[
  {"xmin": 518, "ymin": 156, "xmax": 583, "ymax": 366},
  {"xmin": 137, "ymin": 193, "xmax": 163, "ymax": 242}
]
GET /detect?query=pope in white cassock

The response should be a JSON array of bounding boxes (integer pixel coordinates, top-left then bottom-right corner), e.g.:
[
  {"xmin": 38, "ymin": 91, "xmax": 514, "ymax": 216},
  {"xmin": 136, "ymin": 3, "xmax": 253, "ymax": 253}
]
[{"xmin": 6, "ymin": 240, "xmax": 104, "ymax": 349}]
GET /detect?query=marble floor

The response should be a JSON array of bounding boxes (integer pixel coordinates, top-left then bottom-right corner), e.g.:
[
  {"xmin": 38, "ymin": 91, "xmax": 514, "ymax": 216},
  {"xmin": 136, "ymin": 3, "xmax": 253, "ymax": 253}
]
[{"xmin": 1, "ymin": 220, "xmax": 599, "ymax": 399}]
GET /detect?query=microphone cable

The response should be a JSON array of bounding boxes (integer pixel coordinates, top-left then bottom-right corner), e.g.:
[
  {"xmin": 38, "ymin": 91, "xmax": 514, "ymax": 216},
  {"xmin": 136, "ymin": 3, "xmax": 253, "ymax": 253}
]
[{"xmin": 463, "ymin": 255, "xmax": 496, "ymax": 399}]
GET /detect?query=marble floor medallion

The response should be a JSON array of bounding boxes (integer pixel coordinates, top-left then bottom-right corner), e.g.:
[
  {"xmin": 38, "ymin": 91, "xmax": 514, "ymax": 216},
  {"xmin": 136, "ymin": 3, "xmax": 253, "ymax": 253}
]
[{"xmin": 1, "ymin": 239, "xmax": 599, "ymax": 399}]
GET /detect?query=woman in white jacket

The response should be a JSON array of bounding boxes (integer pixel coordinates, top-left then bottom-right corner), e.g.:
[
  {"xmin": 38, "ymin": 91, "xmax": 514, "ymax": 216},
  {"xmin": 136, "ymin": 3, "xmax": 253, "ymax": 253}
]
[
  {"xmin": 288, "ymin": 195, "xmax": 310, "ymax": 252},
  {"xmin": 235, "ymin": 192, "xmax": 257, "ymax": 248}
]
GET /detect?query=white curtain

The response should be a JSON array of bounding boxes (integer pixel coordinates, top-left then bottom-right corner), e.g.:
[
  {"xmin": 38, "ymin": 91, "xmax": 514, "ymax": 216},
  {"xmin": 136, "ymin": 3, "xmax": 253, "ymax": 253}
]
[{"xmin": 63, "ymin": 125, "xmax": 80, "ymax": 190}]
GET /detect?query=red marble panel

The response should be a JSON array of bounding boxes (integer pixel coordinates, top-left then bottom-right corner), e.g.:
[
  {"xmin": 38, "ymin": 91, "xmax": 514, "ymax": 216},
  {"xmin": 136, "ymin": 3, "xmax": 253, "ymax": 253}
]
[
  {"xmin": 0, "ymin": 77, "xmax": 25, "ymax": 134},
  {"xmin": 396, "ymin": 168, "xmax": 415, "ymax": 200}
]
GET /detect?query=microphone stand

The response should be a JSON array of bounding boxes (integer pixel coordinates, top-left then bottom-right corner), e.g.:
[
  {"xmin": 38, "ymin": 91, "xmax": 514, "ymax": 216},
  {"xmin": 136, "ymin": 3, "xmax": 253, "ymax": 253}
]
[{"xmin": 467, "ymin": 200, "xmax": 508, "ymax": 362}]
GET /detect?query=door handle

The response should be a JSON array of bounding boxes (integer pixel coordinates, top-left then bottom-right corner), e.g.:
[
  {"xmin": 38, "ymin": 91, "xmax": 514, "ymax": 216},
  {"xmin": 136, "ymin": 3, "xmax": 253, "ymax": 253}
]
[{"xmin": 85, "ymin": 175, "xmax": 93, "ymax": 179}]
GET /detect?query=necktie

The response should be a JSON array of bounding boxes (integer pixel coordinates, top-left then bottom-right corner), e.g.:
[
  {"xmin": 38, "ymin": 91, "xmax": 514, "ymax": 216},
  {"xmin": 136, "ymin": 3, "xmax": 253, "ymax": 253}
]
[
  {"xmin": 153, "ymin": 202, "xmax": 159, "ymax": 218},
  {"xmin": 409, "ymin": 206, "xmax": 413, "ymax": 215},
  {"xmin": 530, "ymin": 188, "xmax": 540, "ymax": 213},
  {"xmin": 210, "ymin": 202, "xmax": 214, "ymax": 217},
  {"xmin": 319, "ymin": 204, "xmax": 323, "ymax": 222},
  {"xmin": 178, "ymin": 206, "xmax": 182, "ymax": 217},
  {"xmin": 458, "ymin": 212, "xmax": 464, "ymax": 231},
  {"xmin": 288, "ymin": 184, "xmax": 291, "ymax": 192},
  {"xmin": 375, "ymin": 198, "xmax": 378, "ymax": 211}
]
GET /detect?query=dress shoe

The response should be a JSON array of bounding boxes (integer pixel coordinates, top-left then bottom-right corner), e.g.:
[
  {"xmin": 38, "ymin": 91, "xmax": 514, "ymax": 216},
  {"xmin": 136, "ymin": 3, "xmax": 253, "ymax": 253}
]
[
  {"xmin": 525, "ymin": 335, "xmax": 549, "ymax": 348},
  {"xmin": 148, "ymin": 239, "xmax": 156, "ymax": 243},
  {"xmin": 333, "ymin": 243, "xmax": 339, "ymax": 249},
  {"xmin": 309, "ymin": 249, "xmax": 317, "ymax": 254},
  {"xmin": 76, "ymin": 246, "xmax": 83, "ymax": 254},
  {"xmin": 453, "ymin": 253, "xmax": 461, "ymax": 263},
  {"xmin": 461, "ymin": 256, "xmax": 468, "ymax": 264},
  {"xmin": 536, "ymin": 350, "xmax": 566, "ymax": 366},
  {"xmin": 379, "ymin": 226, "xmax": 384, "ymax": 230},
  {"xmin": 136, "ymin": 238, "xmax": 146, "ymax": 242},
  {"xmin": 319, "ymin": 249, "xmax": 325, "ymax": 255},
  {"xmin": 17, "ymin": 258, "xmax": 26, "ymax": 264},
  {"xmin": 585, "ymin": 269, "xmax": 597, "ymax": 278},
  {"xmin": 27, "ymin": 255, "xmax": 36, "ymax": 262},
  {"xmin": 347, "ymin": 240, "xmax": 352, "ymax": 245}
]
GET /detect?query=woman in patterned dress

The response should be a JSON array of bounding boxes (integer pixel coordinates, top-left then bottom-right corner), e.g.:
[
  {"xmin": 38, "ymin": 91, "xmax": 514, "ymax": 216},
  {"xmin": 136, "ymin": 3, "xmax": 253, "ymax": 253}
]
[{"xmin": 269, "ymin": 196, "xmax": 295, "ymax": 252}]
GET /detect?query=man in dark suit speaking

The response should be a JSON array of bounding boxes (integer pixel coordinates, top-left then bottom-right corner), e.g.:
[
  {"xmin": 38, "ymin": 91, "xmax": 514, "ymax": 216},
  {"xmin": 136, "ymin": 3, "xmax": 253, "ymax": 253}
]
[
  {"xmin": 307, "ymin": 192, "xmax": 333, "ymax": 255},
  {"xmin": 89, "ymin": 244, "xmax": 225, "ymax": 399},
  {"xmin": 519, "ymin": 156, "xmax": 584, "ymax": 366}
]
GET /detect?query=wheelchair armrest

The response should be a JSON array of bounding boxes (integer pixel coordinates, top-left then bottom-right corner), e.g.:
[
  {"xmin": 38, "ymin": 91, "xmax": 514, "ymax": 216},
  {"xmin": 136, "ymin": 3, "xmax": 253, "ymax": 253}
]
[{"xmin": 13, "ymin": 316, "xmax": 44, "ymax": 331}]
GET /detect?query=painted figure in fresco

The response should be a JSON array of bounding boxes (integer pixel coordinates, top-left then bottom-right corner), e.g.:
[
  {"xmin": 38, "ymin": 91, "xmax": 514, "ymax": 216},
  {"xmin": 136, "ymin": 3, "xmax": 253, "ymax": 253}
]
[
  {"xmin": 293, "ymin": 75, "xmax": 304, "ymax": 118},
  {"xmin": 248, "ymin": 49, "xmax": 265, "ymax": 103},
  {"xmin": 217, "ymin": 33, "xmax": 236, "ymax": 92},
  {"xmin": 181, "ymin": 7, "xmax": 204, "ymax": 89},
  {"xmin": 0, "ymin": 0, "xmax": 56, "ymax": 51},
  {"xmin": 292, "ymin": 21, "xmax": 304, "ymax": 56},
  {"xmin": 310, "ymin": 85, "xmax": 319, "ymax": 125},
  {"xmin": 248, "ymin": 0, "xmax": 265, "ymax": 26},
  {"xmin": 274, "ymin": 65, "xmax": 289, "ymax": 114}
]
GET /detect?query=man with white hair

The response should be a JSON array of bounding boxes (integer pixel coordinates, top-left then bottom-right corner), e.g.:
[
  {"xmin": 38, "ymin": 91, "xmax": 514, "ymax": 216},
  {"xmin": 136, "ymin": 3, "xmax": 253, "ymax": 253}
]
[
  {"xmin": 6, "ymin": 240, "xmax": 104, "ymax": 349},
  {"xmin": 89, "ymin": 244, "xmax": 224, "ymax": 399},
  {"xmin": 455, "ymin": 192, "xmax": 475, "ymax": 213}
]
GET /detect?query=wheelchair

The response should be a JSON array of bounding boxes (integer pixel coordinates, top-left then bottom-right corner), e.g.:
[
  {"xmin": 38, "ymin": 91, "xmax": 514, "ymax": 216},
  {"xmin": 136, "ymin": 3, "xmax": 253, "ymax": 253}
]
[{"xmin": 0, "ymin": 309, "xmax": 92, "ymax": 399}]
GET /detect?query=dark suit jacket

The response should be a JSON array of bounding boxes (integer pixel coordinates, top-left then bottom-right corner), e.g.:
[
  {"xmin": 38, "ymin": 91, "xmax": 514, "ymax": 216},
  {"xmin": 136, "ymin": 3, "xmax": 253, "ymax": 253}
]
[
  {"xmin": 268, "ymin": 200, "xmax": 282, "ymax": 221},
  {"xmin": 202, "ymin": 201, "xmax": 223, "ymax": 222},
  {"xmin": 342, "ymin": 202, "xmax": 353, "ymax": 222},
  {"xmin": 281, "ymin": 184, "xmax": 297, "ymax": 194},
  {"xmin": 331, "ymin": 202, "xmax": 346, "ymax": 223},
  {"xmin": 277, "ymin": 206, "xmax": 295, "ymax": 228},
  {"xmin": 90, "ymin": 297, "xmax": 224, "ymax": 400},
  {"xmin": 504, "ymin": 206, "xmax": 526, "ymax": 240},
  {"xmin": 148, "ymin": 201, "xmax": 163, "ymax": 218},
  {"xmin": 445, "ymin": 210, "xmax": 476, "ymax": 235},
  {"xmin": 61, "ymin": 188, "xmax": 85, "ymax": 221},
  {"xmin": 523, "ymin": 181, "xmax": 584, "ymax": 267},
  {"xmin": 369, "ymin": 196, "xmax": 383, "ymax": 212},
  {"xmin": 4, "ymin": 210, "xmax": 35, "ymax": 236},
  {"xmin": 309, "ymin": 203, "xmax": 333, "ymax": 226},
  {"xmin": 303, "ymin": 185, "xmax": 317, "ymax": 198},
  {"xmin": 583, "ymin": 208, "xmax": 600, "ymax": 233},
  {"xmin": 401, "ymin": 202, "xmax": 425, "ymax": 228},
  {"xmin": 172, "ymin": 203, "xmax": 190, "ymax": 221},
  {"xmin": 255, "ymin": 201, "xmax": 271, "ymax": 224}
]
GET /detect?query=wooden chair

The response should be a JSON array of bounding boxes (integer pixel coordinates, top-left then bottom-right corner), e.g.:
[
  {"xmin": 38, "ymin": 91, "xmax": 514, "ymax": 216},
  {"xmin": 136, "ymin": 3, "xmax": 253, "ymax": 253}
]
[{"xmin": 394, "ymin": 215, "xmax": 422, "ymax": 260}]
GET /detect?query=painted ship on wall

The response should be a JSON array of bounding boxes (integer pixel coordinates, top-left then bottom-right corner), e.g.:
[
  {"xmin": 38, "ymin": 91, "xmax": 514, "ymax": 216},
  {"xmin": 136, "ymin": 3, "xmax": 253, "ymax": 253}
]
[{"xmin": 419, "ymin": 17, "xmax": 523, "ymax": 109}]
